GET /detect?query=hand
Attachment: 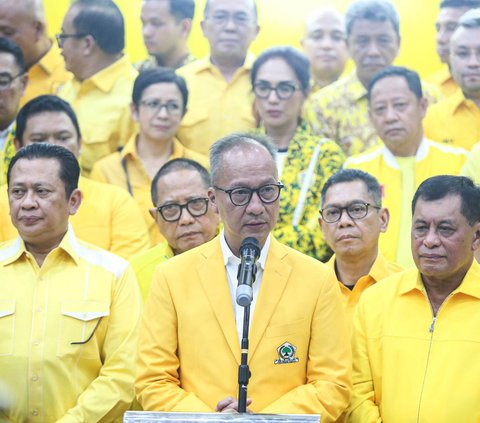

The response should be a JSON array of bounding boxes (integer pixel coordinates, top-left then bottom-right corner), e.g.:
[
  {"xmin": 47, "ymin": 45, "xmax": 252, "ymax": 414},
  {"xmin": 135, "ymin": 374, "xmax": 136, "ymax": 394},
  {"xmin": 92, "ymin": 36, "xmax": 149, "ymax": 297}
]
[{"xmin": 215, "ymin": 396, "xmax": 252, "ymax": 413}]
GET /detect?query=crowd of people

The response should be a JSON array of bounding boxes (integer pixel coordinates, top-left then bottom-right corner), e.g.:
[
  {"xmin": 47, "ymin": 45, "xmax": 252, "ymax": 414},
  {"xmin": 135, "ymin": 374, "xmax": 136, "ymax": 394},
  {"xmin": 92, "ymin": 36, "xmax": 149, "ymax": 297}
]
[{"xmin": 0, "ymin": 0, "xmax": 480, "ymax": 421}]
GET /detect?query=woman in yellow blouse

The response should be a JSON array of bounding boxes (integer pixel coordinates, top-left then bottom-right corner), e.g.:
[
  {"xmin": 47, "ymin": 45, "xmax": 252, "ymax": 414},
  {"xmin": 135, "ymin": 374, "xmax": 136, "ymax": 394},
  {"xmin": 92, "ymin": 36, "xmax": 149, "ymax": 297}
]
[
  {"xmin": 251, "ymin": 46, "xmax": 345, "ymax": 261},
  {"xmin": 91, "ymin": 69, "xmax": 208, "ymax": 244}
]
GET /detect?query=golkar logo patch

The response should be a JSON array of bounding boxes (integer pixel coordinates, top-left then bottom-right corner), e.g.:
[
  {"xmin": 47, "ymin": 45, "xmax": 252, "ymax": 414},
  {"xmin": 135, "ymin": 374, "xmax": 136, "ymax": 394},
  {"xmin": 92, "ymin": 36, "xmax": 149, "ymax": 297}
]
[{"xmin": 274, "ymin": 342, "xmax": 299, "ymax": 364}]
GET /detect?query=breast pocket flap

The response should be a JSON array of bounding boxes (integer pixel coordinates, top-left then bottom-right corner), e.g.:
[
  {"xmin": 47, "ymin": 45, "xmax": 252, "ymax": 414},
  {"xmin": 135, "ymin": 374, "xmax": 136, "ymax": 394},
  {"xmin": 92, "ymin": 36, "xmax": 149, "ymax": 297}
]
[
  {"xmin": 0, "ymin": 300, "xmax": 15, "ymax": 318},
  {"xmin": 61, "ymin": 301, "xmax": 109, "ymax": 322}
]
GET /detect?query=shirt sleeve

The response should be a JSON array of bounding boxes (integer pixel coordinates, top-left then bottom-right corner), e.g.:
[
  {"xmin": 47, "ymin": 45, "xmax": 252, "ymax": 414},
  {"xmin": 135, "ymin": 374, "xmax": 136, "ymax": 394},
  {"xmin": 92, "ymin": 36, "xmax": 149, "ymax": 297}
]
[
  {"xmin": 56, "ymin": 265, "xmax": 142, "ymax": 422},
  {"xmin": 135, "ymin": 266, "xmax": 212, "ymax": 412}
]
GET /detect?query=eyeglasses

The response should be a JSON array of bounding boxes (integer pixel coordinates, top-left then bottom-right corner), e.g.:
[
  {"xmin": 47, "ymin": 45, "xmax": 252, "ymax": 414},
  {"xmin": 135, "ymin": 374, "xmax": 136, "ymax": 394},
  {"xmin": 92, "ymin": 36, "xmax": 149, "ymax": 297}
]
[
  {"xmin": 253, "ymin": 82, "xmax": 302, "ymax": 100},
  {"xmin": 139, "ymin": 99, "xmax": 183, "ymax": 116},
  {"xmin": 55, "ymin": 32, "xmax": 88, "ymax": 48},
  {"xmin": 156, "ymin": 197, "xmax": 209, "ymax": 222},
  {"xmin": 0, "ymin": 72, "xmax": 23, "ymax": 91},
  {"xmin": 214, "ymin": 183, "xmax": 284, "ymax": 207},
  {"xmin": 320, "ymin": 202, "xmax": 381, "ymax": 223},
  {"xmin": 207, "ymin": 12, "xmax": 253, "ymax": 27}
]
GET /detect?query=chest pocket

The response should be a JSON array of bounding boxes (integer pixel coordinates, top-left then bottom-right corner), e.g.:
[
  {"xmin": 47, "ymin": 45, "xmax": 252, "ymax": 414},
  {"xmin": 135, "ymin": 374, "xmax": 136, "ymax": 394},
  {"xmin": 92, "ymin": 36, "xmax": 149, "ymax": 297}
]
[
  {"xmin": 0, "ymin": 300, "xmax": 15, "ymax": 356},
  {"xmin": 57, "ymin": 300, "xmax": 110, "ymax": 359}
]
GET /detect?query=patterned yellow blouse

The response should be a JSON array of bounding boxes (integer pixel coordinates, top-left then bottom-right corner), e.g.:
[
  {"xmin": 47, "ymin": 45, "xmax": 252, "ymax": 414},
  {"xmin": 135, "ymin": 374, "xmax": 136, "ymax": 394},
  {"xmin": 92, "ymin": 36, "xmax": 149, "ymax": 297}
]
[
  {"xmin": 0, "ymin": 126, "xmax": 16, "ymax": 186},
  {"xmin": 265, "ymin": 121, "xmax": 345, "ymax": 262}
]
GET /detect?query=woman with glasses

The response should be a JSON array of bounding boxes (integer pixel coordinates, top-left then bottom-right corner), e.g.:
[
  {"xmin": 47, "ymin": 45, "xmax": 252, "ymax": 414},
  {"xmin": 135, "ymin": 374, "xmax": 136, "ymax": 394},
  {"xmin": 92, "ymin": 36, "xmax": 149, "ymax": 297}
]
[
  {"xmin": 251, "ymin": 46, "xmax": 345, "ymax": 261},
  {"xmin": 91, "ymin": 68, "xmax": 208, "ymax": 245}
]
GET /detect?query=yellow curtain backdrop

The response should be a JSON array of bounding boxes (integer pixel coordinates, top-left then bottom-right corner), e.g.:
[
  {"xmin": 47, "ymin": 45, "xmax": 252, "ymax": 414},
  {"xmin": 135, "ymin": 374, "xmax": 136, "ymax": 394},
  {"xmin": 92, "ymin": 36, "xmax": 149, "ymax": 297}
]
[{"xmin": 43, "ymin": 0, "xmax": 441, "ymax": 78}]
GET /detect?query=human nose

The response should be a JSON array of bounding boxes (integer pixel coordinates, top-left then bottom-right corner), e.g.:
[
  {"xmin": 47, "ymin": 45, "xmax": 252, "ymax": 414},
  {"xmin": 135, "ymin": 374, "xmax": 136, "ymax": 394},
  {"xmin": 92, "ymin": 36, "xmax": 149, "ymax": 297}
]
[
  {"xmin": 423, "ymin": 226, "xmax": 441, "ymax": 248},
  {"xmin": 245, "ymin": 191, "xmax": 264, "ymax": 215},
  {"xmin": 20, "ymin": 190, "xmax": 38, "ymax": 209},
  {"xmin": 224, "ymin": 15, "xmax": 237, "ymax": 31},
  {"xmin": 384, "ymin": 104, "xmax": 398, "ymax": 121},
  {"xmin": 366, "ymin": 39, "xmax": 381, "ymax": 56},
  {"xmin": 337, "ymin": 208, "xmax": 354, "ymax": 227},
  {"xmin": 267, "ymin": 88, "xmax": 280, "ymax": 102},
  {"xmin": 177, "ymin": 206, "xmax": 195, "ymax": 225},
  {"xmin": 436, "ymin": 27, "xmax": 448, "ymax": 46},
  {"xmin": 466, "ymin": 51, "xmax": 480, "ymax": 68},
  {"xmin": 143, "ymin": 23, "xmax": 154, "ymax": 38}
]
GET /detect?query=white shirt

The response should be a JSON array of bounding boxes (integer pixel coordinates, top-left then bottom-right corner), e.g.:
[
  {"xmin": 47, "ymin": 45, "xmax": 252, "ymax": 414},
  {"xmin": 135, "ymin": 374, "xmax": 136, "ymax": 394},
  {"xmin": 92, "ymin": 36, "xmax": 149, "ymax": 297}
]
[
  {"xmin": 0, "ymin": 122, "xmax": 13, "ymax": 151},
  {"xmin": 220, "ymin": 230, "xmax": 270, "ymax": 342},
  {"xmin": 275, "ymin": 149, "xmax": 288, "ymax": 177}
]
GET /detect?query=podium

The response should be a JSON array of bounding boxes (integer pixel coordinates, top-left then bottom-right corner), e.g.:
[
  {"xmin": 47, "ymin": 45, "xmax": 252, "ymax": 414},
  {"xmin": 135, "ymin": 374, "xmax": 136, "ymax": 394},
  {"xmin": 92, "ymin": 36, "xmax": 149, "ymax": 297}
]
[{"xmin": 123, "ymin": 412, "xmax": 320, "ymax": 423}]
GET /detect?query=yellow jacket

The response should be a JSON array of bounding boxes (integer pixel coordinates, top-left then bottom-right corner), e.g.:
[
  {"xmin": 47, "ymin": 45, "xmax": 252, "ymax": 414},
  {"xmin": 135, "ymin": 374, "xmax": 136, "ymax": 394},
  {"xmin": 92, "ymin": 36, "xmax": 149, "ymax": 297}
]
[
  {"xmin": 0, "ymin": 176, "xmax": 150, "ymax": 259},
  {"xmin": 425, "ymin": 64, "xmax": 459, "ymax": 98},
  {"xmin": 0, "ymin": 228, "xmax": 142, "ymax": 422},
  {"xmin": 424, "ymin": 89, "xmax": 480, "ymax": 151},
  {"xmin": 344, "ymin": 139, "xmax": 467, "ymax": 262},
  {"xmin": 136, "ymin": 235, "xmax": 352, "ymax": 421},
  {"xmin": 90, "ymin": 134, "xmax": 208, "ymax": 245},
  {"xmin": 348, "ymin": 262, "xmax": 480, "ymax": 423}
]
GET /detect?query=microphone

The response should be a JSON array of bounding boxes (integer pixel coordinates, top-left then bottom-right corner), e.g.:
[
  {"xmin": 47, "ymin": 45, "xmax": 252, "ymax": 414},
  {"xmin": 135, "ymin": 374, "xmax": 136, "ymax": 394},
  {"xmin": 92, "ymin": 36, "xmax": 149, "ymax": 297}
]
[{"xmin": 236, "ymin": 237, "xmax": 261, "ymax": 307}]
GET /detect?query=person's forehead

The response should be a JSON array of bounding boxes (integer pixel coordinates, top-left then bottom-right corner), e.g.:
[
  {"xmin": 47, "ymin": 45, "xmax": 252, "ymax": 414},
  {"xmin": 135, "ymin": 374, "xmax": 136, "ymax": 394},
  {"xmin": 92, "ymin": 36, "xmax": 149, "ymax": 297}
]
[
  {"xmin": 324, "ymin": 180, "xmax": 372, "ymax": 204},
  {"xmin": 156, "ymin": 169, "xmax": 207, "ymax": 202},
  {"xmin": 10, "ymin": 157, "xmax": 61, "ymax": 182},
  {"xmin": 305, "ymin": 10, "xmax": 344, "ymax": 33},
  {"xmin": 451, "ymin": 25, "xmax": 480, "ymax": 47},
  {"xmin": 437, "ymin": 6, "xmax": 471, "ymax": 24},
  {"xmin": 413, "ymin": 194, "xmax": 463, "ymax": 219},
  {"xmin": 371, "ymin": 75, "xmax": 412, "ymax": 99},
  {"xmin": 0, "ymin": 2, "xmax": 30, "ymax": 25},
  {"xmin": 349, "ymin": 17, "xmax": 396, "ymax": 37},
  {"xmin": 207, "ymin": 0, "xmax": 255, "ymax": 15},
  {"xmin": 140, "ymin": 82, "xmax": 182, "ymax": 100},
  {"xmin": 219, "ymin": 145, "xmax": 276, "ymax": 178},
  {"xmin": 25, "ymin": 112, "xmax": 76, "ymax": 134},
  {"xmin": 142, "ymin": 0, "xmax": 172, "ymax": 16}
]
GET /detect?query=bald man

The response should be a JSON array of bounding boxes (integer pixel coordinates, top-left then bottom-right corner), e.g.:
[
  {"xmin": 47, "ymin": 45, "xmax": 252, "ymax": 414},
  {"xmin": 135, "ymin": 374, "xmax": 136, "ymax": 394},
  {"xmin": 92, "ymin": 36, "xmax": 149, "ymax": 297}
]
[
  {"xmin": 0, "ymin": 0, "xmax": 71, "ymax": 105},
  {"xmin": 301, "ymin": 7, "xmax": 349, "ymax": 93}
]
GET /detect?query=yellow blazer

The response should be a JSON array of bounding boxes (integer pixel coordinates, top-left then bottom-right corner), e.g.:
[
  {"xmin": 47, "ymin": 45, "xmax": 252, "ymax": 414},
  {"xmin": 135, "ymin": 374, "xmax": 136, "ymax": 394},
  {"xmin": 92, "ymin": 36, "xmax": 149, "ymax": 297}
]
[{"xmin": 136, "ymin": 236, "xmax": 351, "ymax": 422}]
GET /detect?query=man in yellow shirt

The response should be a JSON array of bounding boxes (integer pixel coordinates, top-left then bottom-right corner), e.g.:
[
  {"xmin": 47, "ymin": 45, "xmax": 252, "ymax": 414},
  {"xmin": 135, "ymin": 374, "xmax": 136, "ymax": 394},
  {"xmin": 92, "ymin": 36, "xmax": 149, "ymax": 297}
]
[
  {"xmin": 345, "ymin": 66, "xmax": 467, "ymax": 267},
  {"xmin": 319, "ymin": 169, "xmax": 402, "ymax": 321},
  {"xmin": 136, "ymin": 133, "xmax": 351, "ymax": 420},
  {"xmin": 427, "ymin": 0, "xmax": 479, "ymax": 97},
  {"xmin": 130, "ymin": 158, "xmax": 219, "ymax": 301},
  {"xmin": 424, "ymin": 9, "xmax": 480, "ymax": 151},
  {"xmin": 0, "ymin": 142, "xmax": 141, "ymax": 422},
  {"xmin": 307, "ymin": 0, "xmax": 442, "ymax": 157},
  {"xmin": 0, "ymin": 95, "xmax": 150, "ymax": 259},
  {"xmin": 0, "ymin": 0, "xmax": 71, "ymax": 106},
  {"xmin": 348, "ymin": 175, "xmax": 480, "ymax": 423},
  {"xmin": 301, "ymin": 7, "xmax": 349, "ymax": 94},
  {"xmin": 175, "ymin": 0, "xmax": 260, "ymax": 155},
  {"xmin": 57, "ymin": 0, "xmax": 137, "ymax": 175},
  {"xmin": 138, "ymin": 0, "xmax": 196, "ymax": 70}
]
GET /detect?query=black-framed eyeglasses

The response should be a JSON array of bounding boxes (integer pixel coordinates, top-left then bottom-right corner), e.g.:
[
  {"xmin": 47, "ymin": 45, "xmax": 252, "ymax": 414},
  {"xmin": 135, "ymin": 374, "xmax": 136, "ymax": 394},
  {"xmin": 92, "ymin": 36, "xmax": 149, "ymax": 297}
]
[
  {"xmin": 139, "ymin": 99, "xmax": 183, "ymax": 116},
  {"xmin": 253, "ymin": 82, "xmax": 302, "ymax": 100},
  {"xmin": 156, "ymin": 197, "xmax": 209, "ymax": 222},
  {"xmin": 214, "ymin": 183, "xmax": 284, "ymax": 207},
  {"xmin": 0, "ymin": 72, "xmax": 23, "ymax": 91},
  {"xmin": 55, "ymin": 32, "xmax": 88, "ymax": 48},
  {"xmin": 320, "ymin": 202, "xmax": 381, "ymax": 223}
]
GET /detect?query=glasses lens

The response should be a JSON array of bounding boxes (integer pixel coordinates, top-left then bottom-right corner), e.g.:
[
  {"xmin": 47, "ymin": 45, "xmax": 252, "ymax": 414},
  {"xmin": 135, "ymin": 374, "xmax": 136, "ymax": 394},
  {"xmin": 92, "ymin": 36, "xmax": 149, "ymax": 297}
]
[
  {"xmin": 159, "ymin": 204, "xmax": 181, "ymax": 221},
  {"xmin": 322, "ymin": 207, "xmax": 341, "ymax": 223},
  {"xmin": 230, "ymin": 187, "xmax": 252, "ymax": 206},
  {"xmin": 347, "ymin": 203, "xmax": 368, "ymax": 219},
  {"xmin": 258, "ymin": 184, "xmax": 280, "ymax": 203},
  {"xmin": 276, "ymin": 83, "xmax": 296, "ymax": 99},
  {"xmin": 253, "ymin": 83, "xmax": 271, "ymax": 99},
  {"xmin": 186, "ymin": 198, "xmax": 208, "ymax": 216},
  {"xmin": 165, "ymin": 102, "xmax": 182, "ymax": 115}
]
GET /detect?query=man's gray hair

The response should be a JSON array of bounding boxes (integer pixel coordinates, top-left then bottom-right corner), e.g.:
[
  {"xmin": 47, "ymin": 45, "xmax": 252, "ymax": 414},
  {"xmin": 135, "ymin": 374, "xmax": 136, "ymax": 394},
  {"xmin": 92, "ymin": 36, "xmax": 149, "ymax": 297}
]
[
  {"xmin": 345, "ymin": 0, "xmax": 400, "ymax": 38},
  {"xmin": 459, "ymin": 8, "xmax": 480, "ymax": 27},
  {"xmin": 209, "ymin": 132, "xmax": 276, "ymax": 184}
]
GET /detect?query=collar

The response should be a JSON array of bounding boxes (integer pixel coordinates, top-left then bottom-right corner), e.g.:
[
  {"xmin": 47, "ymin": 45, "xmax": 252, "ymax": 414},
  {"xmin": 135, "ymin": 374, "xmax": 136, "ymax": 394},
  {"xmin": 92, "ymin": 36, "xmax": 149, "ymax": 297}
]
[
  {"xmin": 0, "ymin": 121, "xmax": 14, "ymax": 140},
  {"xmin": 84, "ymin": 55, "xmax": 133, "ymax": 93},
  {"xmin": 327, "ymin": 252, "xmax": 393, "ymax": 283},
  {"xmin": 450, "ymin": 89, "xmax": 479, "ymax": 115},
  {"xmin": 195, "ymin": 52, "xmax": 255, "ymax": 74},
  {"xmin": 219, "ymin": 229, "xmax": 269, "ymax": 271},
  {"xmin": 381, "ymin": 138, "xmax": 429, "ymax": 169},
  {"xmin": 121, "ymin": 134, "xmax": 185, "ymax": 161},
  {"xmin": 346, "ymin": 69, "xmax": 368, "ymax": 102},
  {"xmin": 35, "ymin": 41, "xmax": 60, "ymax": 75}
]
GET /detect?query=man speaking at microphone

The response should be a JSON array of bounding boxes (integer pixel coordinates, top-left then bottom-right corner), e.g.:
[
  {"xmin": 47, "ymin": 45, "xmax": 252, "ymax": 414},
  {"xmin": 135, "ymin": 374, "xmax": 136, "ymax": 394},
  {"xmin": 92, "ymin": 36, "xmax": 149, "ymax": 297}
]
[{"xmin": 135, "ymin": 133, "xmax": 351, "ymax": 421}]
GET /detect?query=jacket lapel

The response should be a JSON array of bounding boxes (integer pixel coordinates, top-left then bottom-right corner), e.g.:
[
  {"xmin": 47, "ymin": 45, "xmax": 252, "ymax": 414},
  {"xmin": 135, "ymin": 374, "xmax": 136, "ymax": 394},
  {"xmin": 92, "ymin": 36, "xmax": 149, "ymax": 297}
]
[
  {"xmin": 249, "ymin": 238, "xmax": 291, "ymax": 360},
  {"xmin": 197, "ymin": 238, "xmax": 240, "ymax": 364}
]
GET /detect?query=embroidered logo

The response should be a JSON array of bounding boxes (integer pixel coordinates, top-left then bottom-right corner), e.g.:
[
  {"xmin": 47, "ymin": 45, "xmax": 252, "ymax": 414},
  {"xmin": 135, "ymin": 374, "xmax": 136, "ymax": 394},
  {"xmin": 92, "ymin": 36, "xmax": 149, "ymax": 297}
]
[{"xmin": 274, "ymin": 342, "xmax": 299, "ymax": 364}]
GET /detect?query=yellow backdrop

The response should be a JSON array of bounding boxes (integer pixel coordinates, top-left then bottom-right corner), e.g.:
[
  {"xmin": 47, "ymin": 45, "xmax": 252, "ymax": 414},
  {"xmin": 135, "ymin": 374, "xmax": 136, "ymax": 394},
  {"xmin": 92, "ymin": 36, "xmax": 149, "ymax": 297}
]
[{"xmin": 43, "ymin": 0, "xmax": 441, "ymax": 78}]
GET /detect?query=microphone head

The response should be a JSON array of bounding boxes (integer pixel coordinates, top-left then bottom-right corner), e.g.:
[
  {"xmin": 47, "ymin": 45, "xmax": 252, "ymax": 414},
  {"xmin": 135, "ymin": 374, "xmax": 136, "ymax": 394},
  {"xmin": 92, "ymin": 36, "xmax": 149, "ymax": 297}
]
[{"xmin": 240, "ymin": 237, "xmax": 260, "ymax": 257}]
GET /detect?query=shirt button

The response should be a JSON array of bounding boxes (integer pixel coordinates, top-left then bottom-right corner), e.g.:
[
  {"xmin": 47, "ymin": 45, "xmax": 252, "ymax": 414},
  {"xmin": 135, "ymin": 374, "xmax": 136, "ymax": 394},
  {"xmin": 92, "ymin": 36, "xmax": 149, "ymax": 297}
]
[
  {"xmin": 33, "ymin": 340, "xmax": 39, "ymax": 346},
  {"xmin": 32, "ymin": 410, "xmax": 38, "ymax": 416},
  {"xmin": 32, "ymin": 375, "xmax": 38, "ymax": 381},
  {"xmin": 36, "ymin": 307, "xmax": 42, "ymax": 313}
]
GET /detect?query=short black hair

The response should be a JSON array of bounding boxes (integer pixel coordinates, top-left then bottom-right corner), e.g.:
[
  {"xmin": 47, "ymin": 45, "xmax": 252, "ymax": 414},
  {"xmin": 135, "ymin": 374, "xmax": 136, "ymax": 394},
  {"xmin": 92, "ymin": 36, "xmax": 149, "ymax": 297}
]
[
  {"xmin": 367, "ymin": 66, "xmax": 423, "ymax": 102},
  {"xmin": 345, "ymin": 0, "xmax": 400, "ymax": 38},
  {"xmin": 15, "ymin": 95, "xmax": 82, "ymax": 145},
  {"xmin": 167, "ymin": 0, "xmax": 195, "ymax": 21},
  {"xmin": 321, "ymin": 168, "xmax": 382, "ymax": 207},
  {"xmin": 72, "ymin": 0, "xmax": 125, "ymax": 55},
  {"xmin": 458, "ymin": 7, "xmax": 480, "ymax": 27},
  {"xmin": 7, "ymin": 143, "xmax": 80, "ymax": 198},
  {"xmin": 251, "ymin": 46, "xmax": 310, "ymax": 95},
  {"xmin": 412, "ymin": 175, "xmax": 480, "ymax": 225},
  {"xmin": 440, "ymin": 0, "xmax": 480, "ymax": 9},
  {"xmin": 151, "ymin": 158, "xmax": 211, "ymax": 205},
  {"xmin": 0, "ymin": 37, "xmax": 25, "ymax": 74},
  {"xmin": 132, "ymin": 68, "xmax": 189, "ymax": 113},
  {"xmin": 204, "ymin": 0, "xmax": 258, "ymax": 22}
]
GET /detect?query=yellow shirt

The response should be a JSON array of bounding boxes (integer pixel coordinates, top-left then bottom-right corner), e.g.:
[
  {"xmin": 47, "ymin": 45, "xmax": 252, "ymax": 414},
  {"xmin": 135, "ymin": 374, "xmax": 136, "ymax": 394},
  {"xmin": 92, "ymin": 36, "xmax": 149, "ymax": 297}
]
[
  {"xmin": 460, "ymin": 141, "xmax": 480, "ymax": 183},
  {"xmin": 327, "ymin": 253, "xmax": 402, "ymax": 322},
  {"xmin": 90, "ymin": 134, "xmax": 209, "ymax": 245},
  {"xmin": 0, "ymin": 176, "xmax": 150, "ymax": 259},
  {"xmin": 176, "ymin": 55, "xmax": 256, "ymax": 155},
  {"xmin": 348, "ymin": 262, "xmax": 480, "ymax": 423},
  {"xmin": 21, "ymin": 42, "xmax": 72, "ymax": 107},
  {"xmin": 130, "ymin": 242, "xmax": 174, "ymax": 302},
  {"xmin": 0, "ymin": 228, "xmax": 142, "ymax": 422},
  {"xmin": 0, "ymin": 124, "xmax": 15, "ymax": 186},
  {"xmin": 306, "ymin": 70, "xmax": 443, "ymax": 157},
  {"xmin": 426, "ymin": 64, "xmax": 459, "ymax": 97},
  {"xmin": 344, "ymin": 139, "xmax": 467, "ymax": 263},
  {"xmin": 58, "ymin": 55, "xmax": 138, "ymax": 175},
  {"xmin": 423, "ymin": 89, "xmax": 480, "ymax": 151}
]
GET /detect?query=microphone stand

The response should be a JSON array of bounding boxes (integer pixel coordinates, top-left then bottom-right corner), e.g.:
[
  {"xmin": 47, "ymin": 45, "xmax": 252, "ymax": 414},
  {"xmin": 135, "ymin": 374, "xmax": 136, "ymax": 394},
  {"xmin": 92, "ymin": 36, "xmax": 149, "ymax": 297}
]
[{"xmin": 238, "ymin": 303, "xmax": 251, "ymax": 413}]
